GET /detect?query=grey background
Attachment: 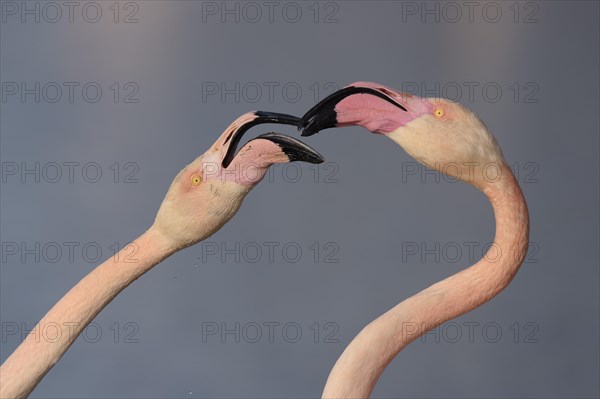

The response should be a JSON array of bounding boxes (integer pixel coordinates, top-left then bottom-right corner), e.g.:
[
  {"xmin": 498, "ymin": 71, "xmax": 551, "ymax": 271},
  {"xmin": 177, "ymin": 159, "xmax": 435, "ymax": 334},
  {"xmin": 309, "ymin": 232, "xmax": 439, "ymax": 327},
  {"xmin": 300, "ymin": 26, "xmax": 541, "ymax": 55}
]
[{"xmin": 1, "ymin": 1, "xmax": 598, "ymax": 398}]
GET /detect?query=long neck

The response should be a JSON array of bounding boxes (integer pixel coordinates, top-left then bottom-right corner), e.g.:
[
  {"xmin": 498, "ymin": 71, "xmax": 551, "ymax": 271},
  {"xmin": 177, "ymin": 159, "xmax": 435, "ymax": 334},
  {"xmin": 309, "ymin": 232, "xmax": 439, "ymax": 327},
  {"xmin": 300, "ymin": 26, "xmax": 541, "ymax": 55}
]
[
  {"xmin": 0, "ymin": 227, "xmax": 176, "ymax": 398},
  {"xmin": 322, "ymin": 165, "xmax": 529, "ymax": 398}
]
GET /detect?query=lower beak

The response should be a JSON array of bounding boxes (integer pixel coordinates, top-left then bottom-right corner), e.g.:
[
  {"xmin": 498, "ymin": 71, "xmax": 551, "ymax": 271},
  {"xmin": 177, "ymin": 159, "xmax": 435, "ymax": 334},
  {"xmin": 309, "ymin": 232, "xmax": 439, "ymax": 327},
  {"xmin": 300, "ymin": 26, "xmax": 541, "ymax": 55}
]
[
  {"xmin": 298, "ymin": 85, "xmax": 408, "ymax": 137},
  {"xmin": 220, "ymin": 111, "xmax": 324, "ymax": 167},
  {"xmin": 251, "ymin": 133, "xmax": 324, "ymax": 164}
]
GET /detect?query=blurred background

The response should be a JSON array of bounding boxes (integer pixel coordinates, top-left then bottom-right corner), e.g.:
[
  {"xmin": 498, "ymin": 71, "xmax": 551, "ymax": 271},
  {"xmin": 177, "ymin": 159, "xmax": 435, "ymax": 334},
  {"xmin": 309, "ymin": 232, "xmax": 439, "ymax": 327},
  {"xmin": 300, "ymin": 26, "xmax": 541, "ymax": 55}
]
[{"xmin": 1, "ymin": 1, "xmax": 598, "ymax": 398}]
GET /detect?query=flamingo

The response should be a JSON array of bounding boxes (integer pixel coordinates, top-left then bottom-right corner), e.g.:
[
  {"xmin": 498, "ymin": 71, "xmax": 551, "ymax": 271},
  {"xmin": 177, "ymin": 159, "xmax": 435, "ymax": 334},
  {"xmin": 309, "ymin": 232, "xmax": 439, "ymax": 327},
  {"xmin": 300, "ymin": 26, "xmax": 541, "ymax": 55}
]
[
  {"xmin": 0, "ymin": 111, "xmax": 324, "ymax": 398},
  {"xmin": 299, "ymin": 82, "xmax": 529, "ymax": 398}
]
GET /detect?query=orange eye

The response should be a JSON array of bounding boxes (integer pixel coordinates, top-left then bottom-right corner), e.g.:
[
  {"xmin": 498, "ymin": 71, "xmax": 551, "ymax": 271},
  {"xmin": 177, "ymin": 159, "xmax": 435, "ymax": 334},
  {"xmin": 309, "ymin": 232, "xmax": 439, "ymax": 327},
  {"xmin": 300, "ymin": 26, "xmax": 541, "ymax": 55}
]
[
  {"xmin": 434, "ymin": 107, "xmax": 445, "ymax": 118},
  {"xmin": 191, "ymin": 174, "xmax": 201, "ymax": 186}
]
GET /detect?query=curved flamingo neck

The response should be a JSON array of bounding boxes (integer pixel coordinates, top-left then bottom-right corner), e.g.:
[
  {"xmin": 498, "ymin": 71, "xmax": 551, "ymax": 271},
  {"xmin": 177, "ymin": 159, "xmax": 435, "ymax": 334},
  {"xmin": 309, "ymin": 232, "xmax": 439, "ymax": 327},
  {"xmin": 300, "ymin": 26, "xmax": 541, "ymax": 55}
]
[
  {"xmin": 0, "ymin": 228, "xmax": 176, "ymax": 398},
  {"xmin": 322, "ymin": 164, "xmax": 529, "ymax": 398}
]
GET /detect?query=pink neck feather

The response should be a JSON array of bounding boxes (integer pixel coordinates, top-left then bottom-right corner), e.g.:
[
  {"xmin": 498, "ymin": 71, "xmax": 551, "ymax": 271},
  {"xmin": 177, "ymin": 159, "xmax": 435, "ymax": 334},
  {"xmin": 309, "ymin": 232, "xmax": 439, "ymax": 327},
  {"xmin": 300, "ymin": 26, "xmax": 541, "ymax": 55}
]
[{"xmin": 322, "ymin": 165, "xmax": 529, "ymax": 398}]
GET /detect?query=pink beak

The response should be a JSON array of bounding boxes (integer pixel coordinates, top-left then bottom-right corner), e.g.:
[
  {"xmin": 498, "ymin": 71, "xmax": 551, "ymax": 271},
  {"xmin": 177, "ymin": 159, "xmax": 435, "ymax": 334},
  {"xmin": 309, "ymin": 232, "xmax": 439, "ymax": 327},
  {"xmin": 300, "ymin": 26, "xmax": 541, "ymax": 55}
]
[{"xmin": 299, "ymin": 82, "xmax": 432, "ymax": 136}]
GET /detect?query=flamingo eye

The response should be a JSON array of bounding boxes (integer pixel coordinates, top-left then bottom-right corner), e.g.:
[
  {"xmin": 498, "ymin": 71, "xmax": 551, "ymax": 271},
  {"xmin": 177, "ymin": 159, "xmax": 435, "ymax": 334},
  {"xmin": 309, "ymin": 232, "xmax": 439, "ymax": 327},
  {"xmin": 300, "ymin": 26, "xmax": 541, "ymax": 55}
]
[
  {"xmin": 191, "ymin": 174, "xmax": 202, "ymax": 186},
  {"xmin": 434, "ymin": 107, "xmax": 445, "ymax": 118}
]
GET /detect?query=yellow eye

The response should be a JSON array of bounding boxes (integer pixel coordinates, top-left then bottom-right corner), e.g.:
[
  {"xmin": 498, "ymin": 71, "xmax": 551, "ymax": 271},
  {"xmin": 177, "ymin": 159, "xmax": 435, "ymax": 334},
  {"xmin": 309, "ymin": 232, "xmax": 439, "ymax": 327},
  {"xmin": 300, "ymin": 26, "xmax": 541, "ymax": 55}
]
[
  {"xmin": 191, "ymin": 174, "xmax": 201, "ymax": 186},
  {"xmin": 434, "ymin": 107, "xmax": 445, "ymax": 118}
]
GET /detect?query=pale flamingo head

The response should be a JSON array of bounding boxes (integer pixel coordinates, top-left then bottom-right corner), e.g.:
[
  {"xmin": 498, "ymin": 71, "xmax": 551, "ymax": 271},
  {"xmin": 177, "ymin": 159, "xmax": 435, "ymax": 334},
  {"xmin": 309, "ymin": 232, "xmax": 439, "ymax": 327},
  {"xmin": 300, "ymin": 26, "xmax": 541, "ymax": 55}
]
[
  {"xmin": 154, "ymin": 111, "xmax": 324, "ymax": 249},
  {"xmin": 300, "ymin": 82, "xmax": 505, "ymax": 188}
]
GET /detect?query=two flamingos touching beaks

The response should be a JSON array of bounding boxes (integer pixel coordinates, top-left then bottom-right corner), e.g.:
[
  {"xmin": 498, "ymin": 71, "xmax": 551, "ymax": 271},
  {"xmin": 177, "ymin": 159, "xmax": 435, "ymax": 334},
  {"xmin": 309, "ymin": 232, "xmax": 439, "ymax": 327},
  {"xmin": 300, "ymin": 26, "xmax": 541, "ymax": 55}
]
[{"xmin": 0, "ymin": 82, "xmax": 529, "ymax": 399}]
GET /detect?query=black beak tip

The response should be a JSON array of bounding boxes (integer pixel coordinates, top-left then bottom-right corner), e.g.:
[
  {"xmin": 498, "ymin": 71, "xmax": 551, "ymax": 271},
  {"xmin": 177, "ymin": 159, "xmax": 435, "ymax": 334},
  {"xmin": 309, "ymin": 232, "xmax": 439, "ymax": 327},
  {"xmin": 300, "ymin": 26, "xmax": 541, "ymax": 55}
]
[
  {"xmin": 294, "ymin": 151, "xmax": 325, "ymax": 164},
  {"xmin": 298, "ymin": 106, "xmax": 338, "ymax": 137},
  {"xmin": 255, "ymin": 132, "xmax": 325, "ymax": 164},
  {"xmin": 300, "ymin": 126, "xmax": 320, "ymax": 137}
]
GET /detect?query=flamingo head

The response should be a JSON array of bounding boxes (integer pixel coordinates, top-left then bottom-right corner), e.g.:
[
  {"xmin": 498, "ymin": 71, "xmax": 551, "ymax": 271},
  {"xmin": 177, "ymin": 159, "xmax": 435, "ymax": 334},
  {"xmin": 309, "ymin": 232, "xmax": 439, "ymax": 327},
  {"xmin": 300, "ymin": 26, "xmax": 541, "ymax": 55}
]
[
  {"xmin": 300, "ymin": 82, "xmax": 505, "ymax": 187},
  {"xmin": 154, "ymin": 111, "xmax": 324, "ymax": 249}
]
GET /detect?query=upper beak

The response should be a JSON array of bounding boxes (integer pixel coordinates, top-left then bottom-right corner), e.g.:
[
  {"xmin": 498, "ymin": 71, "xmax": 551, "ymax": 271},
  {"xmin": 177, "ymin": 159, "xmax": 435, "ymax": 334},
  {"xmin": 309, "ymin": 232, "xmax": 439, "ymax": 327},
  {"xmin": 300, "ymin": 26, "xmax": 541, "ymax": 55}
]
[
  {"xmin": 216, "ymin": 111, "xmax": 324, "ymax": 168},
  {"xmin": 298, "ymin": 83, "xmax": 408, "ymax": 137}
]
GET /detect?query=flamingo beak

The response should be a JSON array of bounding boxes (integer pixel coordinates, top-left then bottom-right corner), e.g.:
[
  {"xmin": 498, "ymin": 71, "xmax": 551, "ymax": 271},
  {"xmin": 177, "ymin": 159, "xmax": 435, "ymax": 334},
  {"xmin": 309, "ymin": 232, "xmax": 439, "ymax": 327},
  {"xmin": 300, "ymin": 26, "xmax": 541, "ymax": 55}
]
[
  {"xmin": 298, "ymin": 83, "xmax": 414, "ymax": 137},
  {"xmin": 220, "ymin": 111, "xmax": 324, "ymax": 168},
  {"xmin": 248, "ymin": 132, "xmax": 326, "ymax": 164}
]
